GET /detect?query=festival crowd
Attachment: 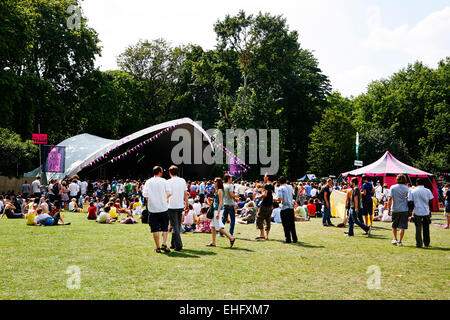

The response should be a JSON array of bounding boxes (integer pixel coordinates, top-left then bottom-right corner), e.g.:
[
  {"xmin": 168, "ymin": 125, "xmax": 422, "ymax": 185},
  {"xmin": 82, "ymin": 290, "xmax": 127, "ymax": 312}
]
[{"xmin": 1, "ymin": 167, "xmax": 448, "ymax": 251}]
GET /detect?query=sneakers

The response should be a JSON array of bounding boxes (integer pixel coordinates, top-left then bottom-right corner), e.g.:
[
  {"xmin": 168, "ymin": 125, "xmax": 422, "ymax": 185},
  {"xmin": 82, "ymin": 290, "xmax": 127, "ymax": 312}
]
[
  {"xmin": 392, "ymin": 239, "xmax": 398, "ymax": 245},
  {"xmin": 397, "ymin": 242, "xmax": 403, "ymax": 247},
  {"xmin": 366, "ymin": 227, "xmax": 372, "ymax": 236}
]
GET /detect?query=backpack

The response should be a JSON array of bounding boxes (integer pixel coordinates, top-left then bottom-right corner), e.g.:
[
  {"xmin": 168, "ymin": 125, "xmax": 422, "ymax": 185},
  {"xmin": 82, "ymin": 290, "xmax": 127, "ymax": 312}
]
[{"xmin": 52, "ymin": 183, "xmax": 60, "ymax": 195}]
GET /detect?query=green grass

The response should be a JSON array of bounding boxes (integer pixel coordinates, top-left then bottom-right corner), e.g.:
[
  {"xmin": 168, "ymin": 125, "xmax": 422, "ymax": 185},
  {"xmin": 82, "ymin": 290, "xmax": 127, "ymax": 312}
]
[{"xmin": 0, "ymin": 211, "xmax": 449, "ymax": 300}]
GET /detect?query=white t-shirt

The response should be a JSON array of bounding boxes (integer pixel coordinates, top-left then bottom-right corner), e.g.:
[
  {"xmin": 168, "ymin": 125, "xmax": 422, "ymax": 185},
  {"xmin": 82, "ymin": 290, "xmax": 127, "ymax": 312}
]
[
  {"xmin": 310, "ymin": 188, "xmax": 318, "ymax": 197},
  {"xmin": 31, "ymin": 180, "xmax": 41, "ymax": 193},
  {"xmin": 48, "ymin": 183, "xmax": 54, "ymax": 195},
  {"xmin": 143, "ymin": 177, "xmax": 171, "ymax": 213},
  {"xmin": 238, "ymin": 185, "xmax": 246, "ymax": 195},
  {"xmin": 68, "ymin": 183, "xmax": 79, "ymax": 196},
  {"xmin": 0, "ymin": 200, "xmax": 4, "ymax": 213},
  {"xmin": 80, "ymin": 181, "xmax": 88, "ymax": 194},
  {"xmin": 193, "ymin": 202, "xmax": 202, "ymax": 216},
  {"xmin": 167, "ymin": 176, "xmax": 187, "ymax": 209},
  {"xmin": 97, "ymin": 212, "xmax": 110, "ymax": 223}
]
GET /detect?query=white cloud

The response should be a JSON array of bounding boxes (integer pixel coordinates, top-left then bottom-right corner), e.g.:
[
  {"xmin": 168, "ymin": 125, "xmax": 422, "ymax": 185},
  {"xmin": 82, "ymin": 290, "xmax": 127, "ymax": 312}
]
[{"xmin": 362, "ymin": 6, "xmax": 450, "ymax": 66}]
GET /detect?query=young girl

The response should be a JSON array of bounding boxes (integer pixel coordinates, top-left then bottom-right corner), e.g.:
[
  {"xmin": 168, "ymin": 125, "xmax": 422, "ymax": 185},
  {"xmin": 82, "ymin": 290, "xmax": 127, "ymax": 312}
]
[
  {"xmin": 183, "ymin": 204, "xmax": 197, "ymax": 232},
  {"xmin": 194, "ymin": 207, "xmax": 211, "ymax": 233}
]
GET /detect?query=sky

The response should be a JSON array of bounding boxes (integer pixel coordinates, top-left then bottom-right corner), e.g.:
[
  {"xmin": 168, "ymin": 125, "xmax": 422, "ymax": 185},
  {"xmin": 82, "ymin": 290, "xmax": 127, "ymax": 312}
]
[{"xmin": 80, "ymin": 0, "xmax": 450, "ymax": 97}]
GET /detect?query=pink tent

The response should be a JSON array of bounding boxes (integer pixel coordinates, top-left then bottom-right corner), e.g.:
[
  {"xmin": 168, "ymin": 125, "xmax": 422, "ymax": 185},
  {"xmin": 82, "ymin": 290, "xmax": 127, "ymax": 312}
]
[{"xmin": 341, "ymin": 151, "xmax": 439, "ymax": 211}]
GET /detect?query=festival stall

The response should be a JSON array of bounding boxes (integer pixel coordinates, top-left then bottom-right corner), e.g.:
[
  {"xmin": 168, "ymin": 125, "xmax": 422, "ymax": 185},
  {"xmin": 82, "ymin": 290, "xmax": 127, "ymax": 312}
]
[{"xmin": 341, "ymin": 151, "xmax": 439, "ymax": 211}]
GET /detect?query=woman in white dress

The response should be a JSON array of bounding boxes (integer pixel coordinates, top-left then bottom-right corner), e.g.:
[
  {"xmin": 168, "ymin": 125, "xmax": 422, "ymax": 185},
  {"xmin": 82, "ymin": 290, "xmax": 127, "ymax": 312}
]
[{"xmin": 206, "ymin": 178, "xmax": 236, "ymax": 248}]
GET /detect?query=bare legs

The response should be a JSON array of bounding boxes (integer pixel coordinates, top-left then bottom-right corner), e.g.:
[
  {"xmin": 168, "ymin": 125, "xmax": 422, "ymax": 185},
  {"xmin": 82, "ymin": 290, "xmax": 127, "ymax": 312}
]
[
  {"xmin": 392, "ymin": 228, "xmax": 405, "ymax": 242},
  {"xmin": 210, "ymin": 227, "xmax": 234, "ymax": 246}
]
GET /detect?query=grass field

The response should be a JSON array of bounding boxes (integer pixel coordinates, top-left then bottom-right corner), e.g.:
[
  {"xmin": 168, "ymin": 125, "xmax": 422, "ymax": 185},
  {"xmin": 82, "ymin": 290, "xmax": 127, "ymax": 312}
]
[{"xmin": 0, "ymin": 211, "xmax": 449, "ymax": 300}]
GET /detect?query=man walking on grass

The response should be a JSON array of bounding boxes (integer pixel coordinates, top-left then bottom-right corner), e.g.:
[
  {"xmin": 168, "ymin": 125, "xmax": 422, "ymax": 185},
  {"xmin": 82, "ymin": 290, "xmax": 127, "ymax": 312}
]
[
  {"xmin": 277, "ymin": 176, "xmax": 297, "ymax": 243},
  {"xmin": 388, "ymin": 174, "xmax": 409, "ymax": 247},
  {"xmin": 255, "ymin": 173, "xmax": 275, "ymax": 240},
  {"xmin": 143, "ymin": 166, "xmax": 172, "ymax": 253},
  {"xmin": 167, "ymin": 165, "xmax": 188, "ymax": 251},
  {"xmin": 322, "ymin": 178, "xmax": 334, "ymax": 227},
  {"xmin": 346, "ymin": 177, "xmax": 371, "ymax": 237},
  {"xmin": 408, "ymin": 178, "xmax": 433, "ymax": 248}
]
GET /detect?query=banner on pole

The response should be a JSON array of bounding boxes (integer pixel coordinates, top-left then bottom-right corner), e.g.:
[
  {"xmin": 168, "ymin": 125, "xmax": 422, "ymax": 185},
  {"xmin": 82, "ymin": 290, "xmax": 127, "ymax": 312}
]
[
  {"xmin": 32, "ymin": 133, "xmax": 47, "ymax": 144},
  {"xmin": 43, "ymin": 146, "xmax": 65, "ymax": 173}
]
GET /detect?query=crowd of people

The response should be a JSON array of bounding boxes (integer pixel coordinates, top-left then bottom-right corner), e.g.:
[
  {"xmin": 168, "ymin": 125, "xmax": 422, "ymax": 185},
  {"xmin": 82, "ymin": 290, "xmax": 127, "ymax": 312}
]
[{"xmin": 1, "ymin": 168, "xmax": 448, "ymax": 251}]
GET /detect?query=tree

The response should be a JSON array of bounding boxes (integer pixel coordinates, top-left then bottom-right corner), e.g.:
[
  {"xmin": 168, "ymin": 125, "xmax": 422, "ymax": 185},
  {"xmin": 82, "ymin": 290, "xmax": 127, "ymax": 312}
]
[
  {"xmin": 211, "ymin": 11, "xmax": 330, "ymax": 177},
  {"xmin": 359, "ymin": 128, "xmax": 409, "ymax": 165},
  {"xmin": 0, "ymin": 0, "xmax": 101, "ymax": 144},
  {"xmin": 0, "ymin": 128, "xmax": 37, "ymax": 176},
  {"xmin": 307, "ymin": 109, "xmax": 356, "ymax": 177}
]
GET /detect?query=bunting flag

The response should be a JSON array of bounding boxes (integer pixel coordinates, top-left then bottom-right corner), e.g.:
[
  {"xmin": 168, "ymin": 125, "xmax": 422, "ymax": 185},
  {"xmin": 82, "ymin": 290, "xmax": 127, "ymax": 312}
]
[{"xmin": 80, "ymin": 120, "xmax": 250, "ymax": 172}]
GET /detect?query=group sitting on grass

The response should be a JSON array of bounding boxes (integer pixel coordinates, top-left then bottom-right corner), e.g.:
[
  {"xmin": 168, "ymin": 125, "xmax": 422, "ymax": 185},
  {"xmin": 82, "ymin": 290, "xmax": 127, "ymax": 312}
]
[{"xmin": 1, "ymin": 171, "xmax": 447, "ymax": 251}]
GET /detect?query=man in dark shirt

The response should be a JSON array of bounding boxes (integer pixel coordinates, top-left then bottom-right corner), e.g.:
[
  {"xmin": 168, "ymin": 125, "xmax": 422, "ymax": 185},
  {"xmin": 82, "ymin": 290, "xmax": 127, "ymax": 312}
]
[
  {"xmin": 346, "ymin": 177, "xmax": 371, "ymax": 236},
  {"xmin": 322, "ymin": 178, "xmax": 334, "ymax": 227},
  {"xmin": 255, "ymin": 174, "xmax": 275, "ymax": 240}
]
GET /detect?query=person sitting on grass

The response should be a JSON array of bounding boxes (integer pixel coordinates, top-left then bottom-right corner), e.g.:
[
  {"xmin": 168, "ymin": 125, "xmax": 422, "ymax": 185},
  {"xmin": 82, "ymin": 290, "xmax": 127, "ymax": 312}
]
[
  {"xmin": 82, "ymin": 196, "xmax": 90, "ymax": 212},
  {"xmin": 26, "ymin": 203, "xmax": 39, "ymax": 225},
  {"xmin": 4, "ymin": 200, "xmax": 23, "ymax": 219},
  {"xmin": 87, "ymin": 202, "xmax": 97, "ymax": 220},
  {"xmin": 119, "ymin": 214, "xmax": 138, "ymax": 224},
  {"xmin": 109, "ymin": 201, "xmax": 119, "ymax": 220},
  {"xmin": 237, "ymin": 201, "xmax": 257, "ymax": 224},
  {"xmin": 294, "ymin": 199, "xmax": 309, "ymax": 221},
  {"xmin": 49, "ymin": 201, "xmax": 71, "ymax": 225},
  {"xmin": 194, "ymin": 207, "xmax": 211, "ymax": 233},
  {"xmin": 34, "ymin": 206, "xmax": 70, "ymax": 226},
  {"xmin": 68, "ymin": 198, "xmax": 83, "ymax": 213},
  {"xmin": 96, "ymin": 206, "xmax": 114, "ymax": 224},
  {"xmin": 182, "ymin": 203, "xmax": 197, "ymax": 232},
  {"xmin": 306, "ymin": 199, "xmax": 316, "ymax": 218}
]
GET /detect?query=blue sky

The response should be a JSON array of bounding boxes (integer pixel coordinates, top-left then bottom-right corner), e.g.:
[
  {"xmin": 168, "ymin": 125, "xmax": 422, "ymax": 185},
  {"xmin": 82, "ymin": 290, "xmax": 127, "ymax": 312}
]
[{"xmin": 80, "ymin": 0, "xmax": 450, "ymax": 97}]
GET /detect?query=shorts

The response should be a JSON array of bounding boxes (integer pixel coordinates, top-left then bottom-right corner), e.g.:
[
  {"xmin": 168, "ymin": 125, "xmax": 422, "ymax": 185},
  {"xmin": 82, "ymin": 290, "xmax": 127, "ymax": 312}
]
[
  {"xmin": 392, "ymin": 211, "xmax": 409, "ymax": 230},
  {"xmin": 210, "ymin": 210, "xmax": 225, "ymax": 230},
  {"xmin": 445, "ymin": 201, "xmax": 450, "ymax": 215},
  {"xmin": 362, "ymin": 198, "xmax": 373, "ymax": 216},
  {"xmin": 148, "ymin": 211, "xmax": 169, "ymax": 233},
  {"xmin": 256, "ymin": 205, "xmax": 272, "ymax": 231}
]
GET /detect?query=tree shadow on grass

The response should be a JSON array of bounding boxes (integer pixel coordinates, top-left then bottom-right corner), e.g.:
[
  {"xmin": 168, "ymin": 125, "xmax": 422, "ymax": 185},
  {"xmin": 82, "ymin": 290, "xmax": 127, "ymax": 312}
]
[{"xmin": 166, "ymin": 248, "xmax": 217, "ymax": 258}]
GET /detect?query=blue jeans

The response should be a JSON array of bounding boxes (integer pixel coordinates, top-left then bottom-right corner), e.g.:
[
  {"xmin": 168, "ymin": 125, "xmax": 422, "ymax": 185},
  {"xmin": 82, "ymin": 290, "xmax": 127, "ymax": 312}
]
[
  {"xmin": 348, "ymin": 208, "xmax": 370, "ymax": 236},
  {"xmin": 322, "ymin": 205, "xmax": 332, "ymax": 226},
  {"xmin": 222, "ymin": 206, "xmax": 236, "ymax": 235}
]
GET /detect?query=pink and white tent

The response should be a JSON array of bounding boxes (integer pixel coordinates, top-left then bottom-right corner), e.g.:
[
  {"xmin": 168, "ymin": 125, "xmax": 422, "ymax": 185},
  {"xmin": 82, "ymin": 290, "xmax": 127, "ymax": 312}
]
[{"xmin": 342, "ymin": 151, "xmax": 439, "ymax": 211}]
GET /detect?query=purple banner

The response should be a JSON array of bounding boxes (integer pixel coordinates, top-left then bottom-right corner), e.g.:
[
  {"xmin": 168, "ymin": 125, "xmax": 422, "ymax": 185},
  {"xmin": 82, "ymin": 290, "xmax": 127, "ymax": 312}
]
[
  {"xmin": 229, "ymin": 157, "xmax": 242, "ymax": 177},
  {"xmin": 43, "ymin": 146, "xmax": 65, "ymax": 173}
]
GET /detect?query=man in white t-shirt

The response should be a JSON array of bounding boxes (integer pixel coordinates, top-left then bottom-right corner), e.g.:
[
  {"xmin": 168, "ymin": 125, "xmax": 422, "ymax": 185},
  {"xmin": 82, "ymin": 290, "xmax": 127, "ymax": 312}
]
[
  {"xmin": 167, "ymin": 165, "xmax": 188, "ymax": 251},
  {"xmin": 68, "ymin": 180, "xmax": 80, "ymax": 201},
  {"xmin": 31, "ymin": 177, "xmax": 42, "ymax": 198},
  {"xmin": 143, "ymin": 166, "xmax": 172, "ymax": 253},
  {"xmin": 80, "ymin": 180, "xmax": 88, "ymax": 197}
]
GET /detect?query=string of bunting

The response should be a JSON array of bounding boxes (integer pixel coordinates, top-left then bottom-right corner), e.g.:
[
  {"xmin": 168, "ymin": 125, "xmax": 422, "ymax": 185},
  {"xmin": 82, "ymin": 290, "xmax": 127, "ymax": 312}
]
[
  {"xmin": 434, "ymin": 172, "xmax": 449, "ymax": 176},
  {"xmin": 79, "ymin": 119, "xmax": 250, "ymax": 173}
]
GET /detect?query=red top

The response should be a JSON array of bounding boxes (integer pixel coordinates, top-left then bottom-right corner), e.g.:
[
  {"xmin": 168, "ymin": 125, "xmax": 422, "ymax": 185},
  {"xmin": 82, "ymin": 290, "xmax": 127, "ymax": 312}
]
[
  {"xmin": 307, "ymin": 203, "xmax": 316, "ymax": 216},
  {"xmin": 87, "ymin": 206, "xmax": 97, "ymax": 219}
]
